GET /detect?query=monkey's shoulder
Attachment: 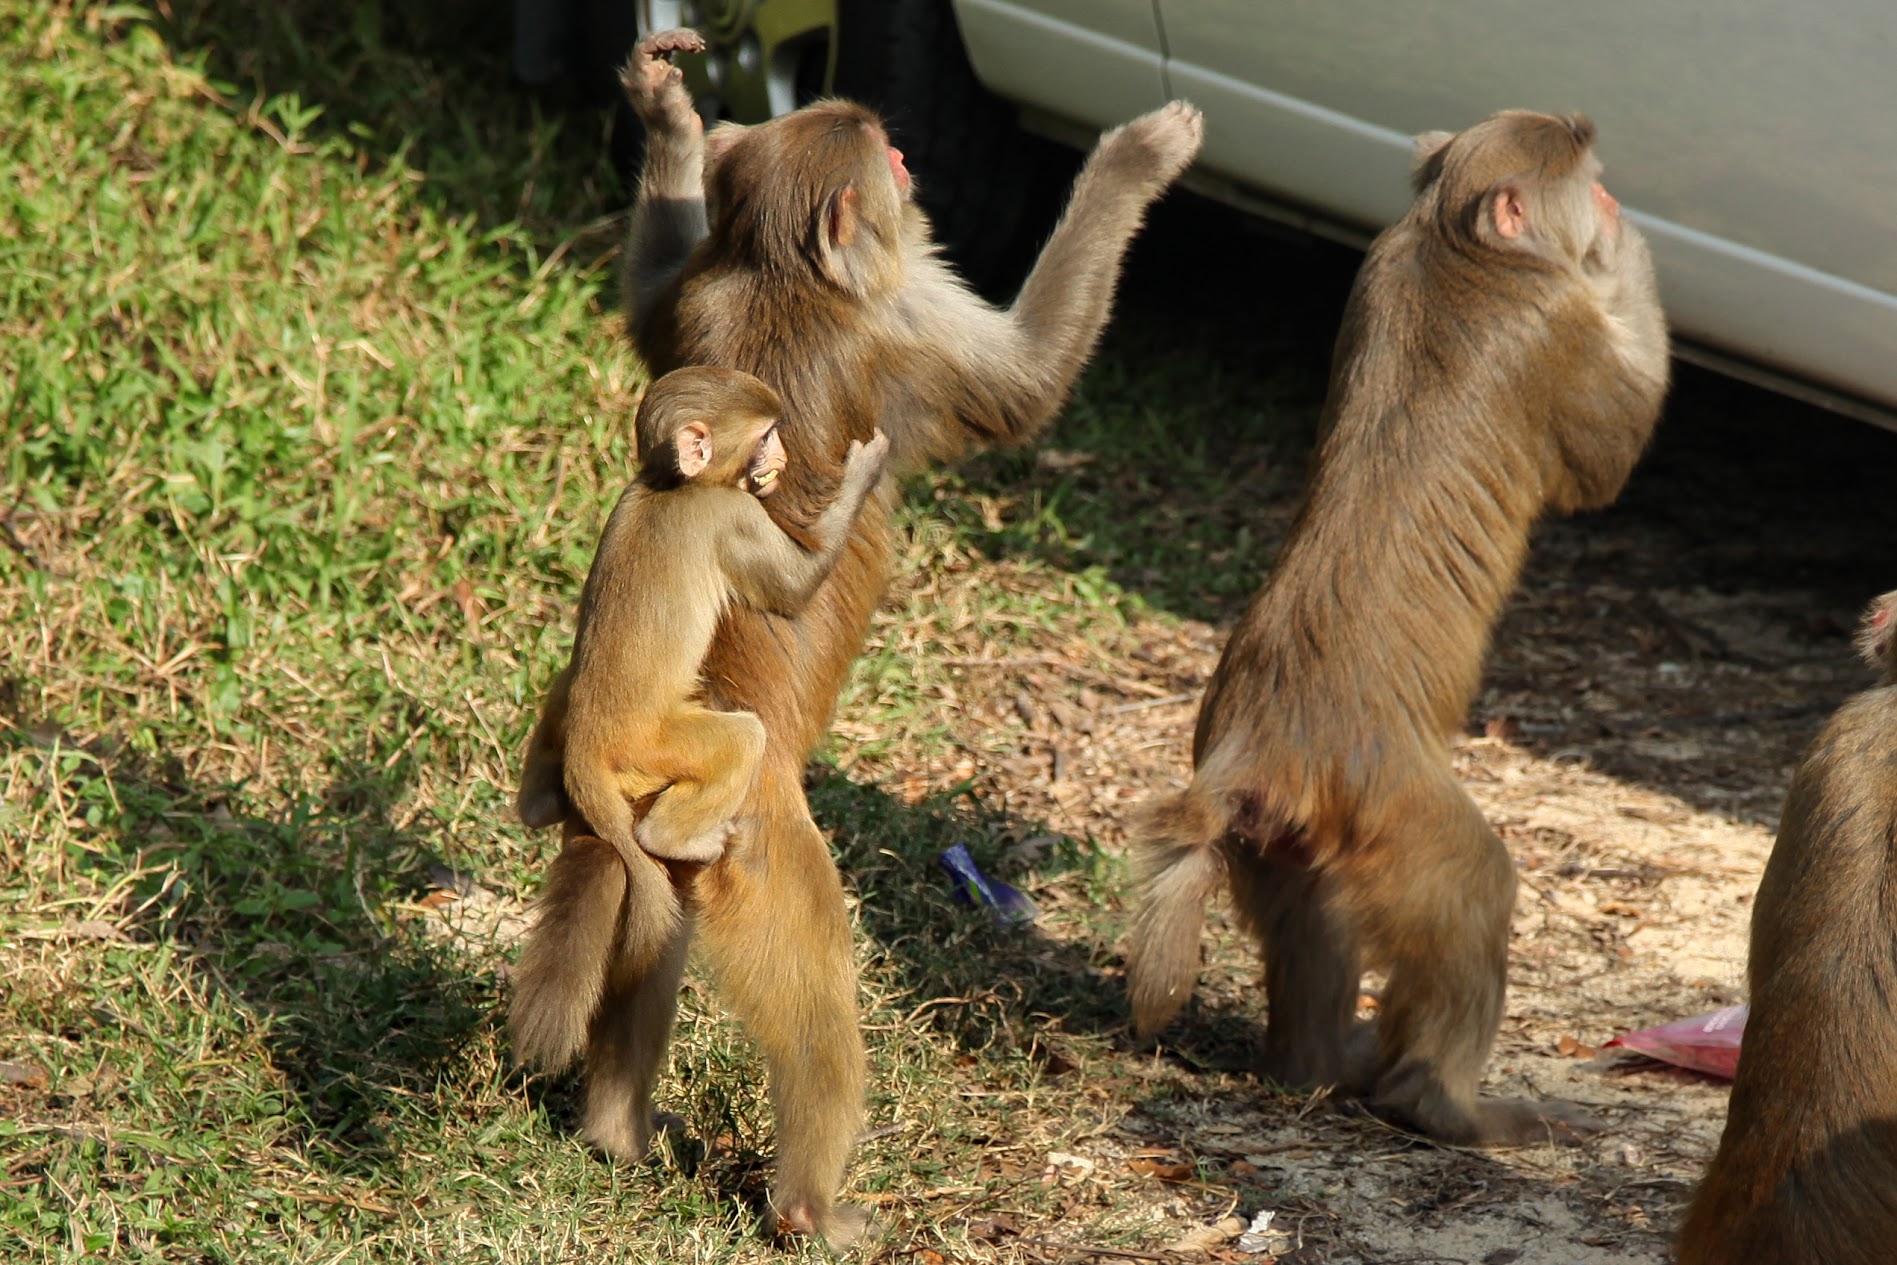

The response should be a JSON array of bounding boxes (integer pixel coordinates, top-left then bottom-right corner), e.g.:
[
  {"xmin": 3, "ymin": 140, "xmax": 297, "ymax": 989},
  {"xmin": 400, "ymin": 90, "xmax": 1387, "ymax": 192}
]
[
  {"xmin": 1800, "ymin": 685, "xmax": 1897, "ymax": 782},
  {"xmin": 609, "ymin": 482, "xmax": 770, "ymax": 535},
  {"xmin": 1767, "ymin": 686, "xmax": 1897, "ymax": 887}
]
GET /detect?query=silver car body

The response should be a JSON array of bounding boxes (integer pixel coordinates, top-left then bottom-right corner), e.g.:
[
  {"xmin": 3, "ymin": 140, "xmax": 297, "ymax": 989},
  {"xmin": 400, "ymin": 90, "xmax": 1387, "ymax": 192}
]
[{"xmin": 953, "ymin": 0, "xmax": 1897, "ymax": 419}]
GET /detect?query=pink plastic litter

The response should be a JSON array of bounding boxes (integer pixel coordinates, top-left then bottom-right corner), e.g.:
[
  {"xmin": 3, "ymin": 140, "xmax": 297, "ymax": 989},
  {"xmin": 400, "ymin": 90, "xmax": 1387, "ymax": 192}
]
[{"xmin": 1605, "ymin": 1004, "xmax": 1748, "ymax": 1079}]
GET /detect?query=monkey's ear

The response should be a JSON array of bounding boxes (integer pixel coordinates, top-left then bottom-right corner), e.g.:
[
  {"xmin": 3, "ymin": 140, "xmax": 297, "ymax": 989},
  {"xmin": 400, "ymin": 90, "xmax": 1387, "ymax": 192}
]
[
  {"xmin": 674, "ymin": 421, "xmax": 713, "ymax": 479},
  {"xmin": 1410, "ymin": 130, "xmax": 1453, "ymax": 189},
  {"xmin": 1490, "ymin": 186, "xmax": 1529, "ymax": 240},
  {"xmin": 814, "ymin": 185, "xmax": 866, "ymax": 292},
  {"xmin": 826, "ymin": 185, "xmax": 860, "ymax": 249}
]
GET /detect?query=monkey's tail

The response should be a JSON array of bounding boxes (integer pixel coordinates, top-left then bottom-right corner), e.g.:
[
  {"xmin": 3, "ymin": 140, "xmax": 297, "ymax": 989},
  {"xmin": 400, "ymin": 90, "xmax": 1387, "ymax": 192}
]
[
  {"xmin": 1124, "ymin": 787, "xmax": 1230, "ymax": 1039},
  {"xmin": 508, "ymin": 835, "xmax": 683, "ymax": 1071}
]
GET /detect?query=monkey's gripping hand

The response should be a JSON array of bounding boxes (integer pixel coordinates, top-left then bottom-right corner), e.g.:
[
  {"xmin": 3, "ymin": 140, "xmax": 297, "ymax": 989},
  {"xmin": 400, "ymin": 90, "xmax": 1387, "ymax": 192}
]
[
  {"xmin": 841, "ymin": 430, "xmax": 892, "ymax": 493},
  {"xmin": 1090, "ymin": 100, "xmax": 1205, "ymax": 197},
  {"xmin": 620, "ymin": 28, "xmax": 705, "ymax": 132}
]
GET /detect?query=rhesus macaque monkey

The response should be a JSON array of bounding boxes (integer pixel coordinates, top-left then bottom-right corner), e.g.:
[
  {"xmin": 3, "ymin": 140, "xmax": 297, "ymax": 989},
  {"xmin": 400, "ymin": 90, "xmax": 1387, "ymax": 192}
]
[
  {"xmin": 517, "ymin": 28, "xmax": 1201, "ymax": 1248},
  {"xmin": 514, "ymin": 365, "xmax": 888, "ymax": 863},
  {"xmin": 510, "ymin": 368, "xmax": 888, "ymax": 1075},
  {"xmin": 1124, "ymin": 111, "xmax": 1668, "ymax": 1146},
  {"xmin": 1677, "ymin": 591, "xmax": 1897, "ymax": 1265}
]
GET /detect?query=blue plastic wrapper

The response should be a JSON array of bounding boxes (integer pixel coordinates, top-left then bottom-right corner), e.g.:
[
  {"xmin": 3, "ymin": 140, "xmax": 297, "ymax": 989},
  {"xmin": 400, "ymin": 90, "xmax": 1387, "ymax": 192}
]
[{"xmin": 938, "ymin": 844, "xmax": 1039, "ymax": 924}]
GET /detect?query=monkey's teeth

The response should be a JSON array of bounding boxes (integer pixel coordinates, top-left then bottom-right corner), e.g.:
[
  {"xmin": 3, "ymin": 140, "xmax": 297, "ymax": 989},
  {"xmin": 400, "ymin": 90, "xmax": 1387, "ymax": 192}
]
[{"xmin": 755, "ymin": 469, "xmax": 777, "ymax": 487}]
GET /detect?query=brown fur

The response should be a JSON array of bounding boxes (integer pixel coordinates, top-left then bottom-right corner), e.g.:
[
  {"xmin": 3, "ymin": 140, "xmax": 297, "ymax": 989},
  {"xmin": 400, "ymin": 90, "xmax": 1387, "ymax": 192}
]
[
  {"xmin": 1677, "ymin": 590, "xmax": 1897, "ymax": 1264},
  {"xmin": 508, "ymin": 366, "xmax": 885, "ymax": 1074},
  {"xmin": 1125, "ymin": 111, "xmax": 1669, "ymax": 1146},
  {"xmin": 513, "ymin": 29, "xmax": 1201, "ymax": 1249}
]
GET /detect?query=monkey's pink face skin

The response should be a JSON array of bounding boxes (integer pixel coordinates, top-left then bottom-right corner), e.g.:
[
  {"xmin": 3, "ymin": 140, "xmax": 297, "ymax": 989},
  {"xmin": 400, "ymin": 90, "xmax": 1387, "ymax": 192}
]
[
  {"xmin": 886, "ymin": 143, "xmax": 910, "ymax": 197},
  {"xmin": 1592, "ymin": 181, "xmax": 1620, "ymax": 235},
  {"xmin": 745, "ymin": 425, "xmax": 787, "ymax": 497}
]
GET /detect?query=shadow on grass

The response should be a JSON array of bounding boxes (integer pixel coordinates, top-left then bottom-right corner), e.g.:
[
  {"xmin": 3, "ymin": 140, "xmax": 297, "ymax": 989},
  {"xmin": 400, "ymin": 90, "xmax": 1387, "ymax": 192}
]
[
  {"xmin": 815, "ymin": 769, "xmax": 1136, "ymax": 1049},
  {"xmin": 150, "ymin": 0, "xmax": 632, "ymax": 240},
  {"xmin": 6, "ymin": 720, "xmax": 497, "ymax": 1178}
]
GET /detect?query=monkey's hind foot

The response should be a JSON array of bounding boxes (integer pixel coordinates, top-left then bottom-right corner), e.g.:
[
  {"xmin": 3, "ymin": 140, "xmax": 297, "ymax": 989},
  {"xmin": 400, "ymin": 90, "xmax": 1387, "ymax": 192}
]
[
  {"xmin": 1470, "ymin": 1096, "xmax": 1602, "ymax": 1148},
  {"xmin": 1377, "ymin": 1092, "xmax": 1602, "ymax": 1148},
  {"xmin": 772, "ymin": 1199, "xmax": 876, "ymax": 1253},
  {"xmin": 634, "ymin": 816, "xmax": 736, "ymax": 866},
  {"xmin": 583, "ymin": 1108, "xmax": 692, "ymax": 1165}
]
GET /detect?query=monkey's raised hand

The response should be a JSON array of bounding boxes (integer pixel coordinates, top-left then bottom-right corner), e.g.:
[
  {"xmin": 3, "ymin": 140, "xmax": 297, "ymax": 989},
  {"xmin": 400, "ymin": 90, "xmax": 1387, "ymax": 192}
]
[
  {"xmin": 841, "ymin": 430, "xmax": 892, "ymax": 492},
  {"xmin": 619, "ymin": 28, "xmax": 705, "ymax": 131},
  {"xmin": 1091, "ymin": 100, "xmax": 1206, "ymax": 194}
]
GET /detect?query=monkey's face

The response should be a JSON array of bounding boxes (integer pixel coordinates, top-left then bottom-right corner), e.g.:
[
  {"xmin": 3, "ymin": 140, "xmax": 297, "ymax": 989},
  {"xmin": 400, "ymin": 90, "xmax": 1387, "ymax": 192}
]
[
  {"xmin": 744, "ymin": 424, "xmax": 787, "ymax": 498},
  {"xmin": 1862, "ymin": 591, "xmax": 1897, "ymax": 681},
  {"xmin": 883, "ymin": 136, "xmax": 911, "ymax": 200}
]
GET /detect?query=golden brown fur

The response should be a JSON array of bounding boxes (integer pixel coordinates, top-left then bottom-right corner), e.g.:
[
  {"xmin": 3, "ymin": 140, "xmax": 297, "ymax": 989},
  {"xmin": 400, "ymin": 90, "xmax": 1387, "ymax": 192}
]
[
  {"xmin": 1124, "ymin": 111, "xmax": 1668, "ymax": 1146},
  {"xmin": 514, "ymin": 29, "xmax": 1202, "ymax": 1248},
  {"xmin": 509, "ymin": 365, "xmax": 885, "ymax": 1076},
  {"xmin": 1677, "ymin": 590, "xmax": 1897, "ymax": 1265}
]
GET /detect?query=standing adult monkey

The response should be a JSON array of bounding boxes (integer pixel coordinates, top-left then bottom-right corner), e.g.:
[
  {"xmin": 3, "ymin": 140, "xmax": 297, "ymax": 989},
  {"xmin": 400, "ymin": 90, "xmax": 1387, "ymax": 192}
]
[
  {"xmin": 1676, "ymin": 591, "xmax": 1897, "ymax": 1265},
  {"xmin": 536, "ymin": 28, "xmax": 1201, "ymax": 1247},
  {"xmin": 1124, "ymin": 111, "xmax": 1668, "ymax": 1145}
]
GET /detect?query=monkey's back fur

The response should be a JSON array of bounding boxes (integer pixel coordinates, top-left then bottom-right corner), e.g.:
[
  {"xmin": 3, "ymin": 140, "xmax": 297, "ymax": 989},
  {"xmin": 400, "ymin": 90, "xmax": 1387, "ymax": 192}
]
[
  {"xmin": 1130, "ymin": 209, "xmax": 1659, "ymax": 1023},
  {"xmin": 1677, "ymin": 684, "xmax": 1897, "ymax": 1265},
  {"xmin": 1124, "ymin": 111, "xmax": 1667, "ymax": 1144}
]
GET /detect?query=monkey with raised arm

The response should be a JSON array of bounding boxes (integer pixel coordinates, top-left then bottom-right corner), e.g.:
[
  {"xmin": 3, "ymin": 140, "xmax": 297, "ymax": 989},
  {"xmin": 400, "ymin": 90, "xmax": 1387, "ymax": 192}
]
[
  {"xmin": 509, "ymin": 366, "xmax": 888, "ymax": 1075},
  {"xmin": 1677, "ymin": 591, "xmax": 1897, "ymax": 1265},
  {"xmin": 1124, "ymin": 111, "xmax": 1668, "ymax": 1146},
  {"xmin": 535, "ymin": 29, "xmax": 1203, "ymax": 1248}
]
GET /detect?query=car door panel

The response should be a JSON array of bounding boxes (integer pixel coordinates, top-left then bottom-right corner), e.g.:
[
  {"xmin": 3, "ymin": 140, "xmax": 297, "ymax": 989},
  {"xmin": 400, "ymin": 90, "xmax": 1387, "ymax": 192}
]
[
  {"xmin": 1159, "ymin": 0, "xmax": 1897, "ymax": 410},
  {"xmin": 954, "ymin": 0, "xmax": 1167, "ymax": 134}
]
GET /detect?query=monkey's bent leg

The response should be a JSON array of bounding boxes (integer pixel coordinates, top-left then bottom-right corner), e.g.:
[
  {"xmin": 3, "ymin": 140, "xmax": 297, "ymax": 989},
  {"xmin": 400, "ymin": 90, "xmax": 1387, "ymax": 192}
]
[
  {"xmin": 516, "ymin": 666, "xmax": 574, "ymax": 828},
  {"xmin": 1345, "ymin": 775, "xmax": 1588, "ymax": 1145},
  {"xmin": 582, "ymin": 911, "xmax": 694, "ymax": 1160},
  {"xmin": 1228, "ymin": 848, "xmax": 1363, "ymax": 1090},
  {"xmin": 696, "ymin": 779, "xmax": 868, "ymax": 1249},
  {"xmin": 635, "ymin": 708, "xmax": 768, "ymax": 864}
]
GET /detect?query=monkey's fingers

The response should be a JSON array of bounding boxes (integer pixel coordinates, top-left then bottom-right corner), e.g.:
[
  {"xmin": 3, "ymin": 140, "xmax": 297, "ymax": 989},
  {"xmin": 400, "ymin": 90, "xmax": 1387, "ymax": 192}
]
[
  {"xmin": 638, "ymin": 28, "xmax": 707, "ymax": 61},
  {"xmin": 848, "ymin": 432, "xmax": 892, "ymax": 462},
  {"xmin": 620, "ymin": 30, "xmax": 706, "ymax": 102}
]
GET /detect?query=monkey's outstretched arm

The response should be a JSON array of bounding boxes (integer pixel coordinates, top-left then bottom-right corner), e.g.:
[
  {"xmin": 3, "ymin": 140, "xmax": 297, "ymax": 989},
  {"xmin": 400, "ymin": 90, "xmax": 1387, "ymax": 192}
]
[
  {"xmin": 620, "ymin": 29, "xmax": 710, "ymax": 333},
  {"xmin": 885, "ymin": 102, "xmax": 1203, "ymax": 467},
  {"xmin": 724, "ymin": 433, "xmax": 890, "ymax": 616}
]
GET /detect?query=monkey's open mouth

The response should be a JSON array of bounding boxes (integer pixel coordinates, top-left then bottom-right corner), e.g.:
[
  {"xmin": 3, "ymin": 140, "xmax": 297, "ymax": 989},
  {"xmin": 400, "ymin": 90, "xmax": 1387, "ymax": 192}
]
[{"xmin": 752, "ymin": 468, "xmax": 778, "ymax": 490}]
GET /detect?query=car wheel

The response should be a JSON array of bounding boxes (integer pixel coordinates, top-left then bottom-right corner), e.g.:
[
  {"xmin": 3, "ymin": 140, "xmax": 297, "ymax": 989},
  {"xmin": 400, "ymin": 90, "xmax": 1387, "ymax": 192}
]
[{"xmin": 833, "ymin": 0, "xmax": 1049, "ymax": 290}]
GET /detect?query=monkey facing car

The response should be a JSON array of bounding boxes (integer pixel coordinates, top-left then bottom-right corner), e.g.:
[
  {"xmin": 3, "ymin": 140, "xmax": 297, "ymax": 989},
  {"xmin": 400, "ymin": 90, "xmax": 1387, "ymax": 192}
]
[{"xmin": 1125, "ymin": 110, "xmax": 1668, "ymax": 1146}]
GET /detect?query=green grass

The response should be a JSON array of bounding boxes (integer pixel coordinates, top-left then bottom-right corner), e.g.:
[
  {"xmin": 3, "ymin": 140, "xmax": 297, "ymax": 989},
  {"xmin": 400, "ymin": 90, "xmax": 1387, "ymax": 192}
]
[{"xmin": 0, "ymin": 4, "xmax": 1324, "ymax": 1261}]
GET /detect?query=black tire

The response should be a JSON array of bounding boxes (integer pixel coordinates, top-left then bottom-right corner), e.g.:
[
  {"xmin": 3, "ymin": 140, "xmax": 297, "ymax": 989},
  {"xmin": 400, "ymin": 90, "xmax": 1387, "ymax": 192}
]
[{"xmin": 834, "ymin": 0, "xmax": 1062, "ymax": 294}]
